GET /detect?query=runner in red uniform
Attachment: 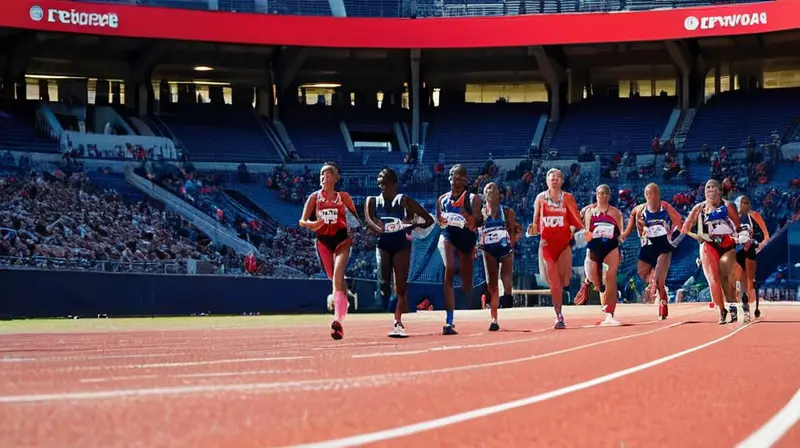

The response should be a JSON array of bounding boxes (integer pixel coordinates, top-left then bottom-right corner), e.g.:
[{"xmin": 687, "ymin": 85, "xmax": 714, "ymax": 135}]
[
  {"xmin": 527, "ymin": 168, "xmax": 583, "ymax": 329},
  {"xmin": 299, "ymin": 163, "xmax": 362, "ymax": 340}
]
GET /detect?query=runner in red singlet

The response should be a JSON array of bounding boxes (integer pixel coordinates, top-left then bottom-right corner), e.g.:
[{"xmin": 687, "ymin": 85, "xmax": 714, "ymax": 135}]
[
  {"xmin": 527, "ymin": 168, "xmax": 583, "ymax": 329},
  {"xmin": 299, "ymin": 163, "xmax": 362, "ymax": 340}
]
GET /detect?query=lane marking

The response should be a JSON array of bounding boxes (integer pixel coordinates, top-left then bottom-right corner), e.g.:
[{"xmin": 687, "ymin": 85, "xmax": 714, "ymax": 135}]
[
  {"xmin": 290, "ymin": 322, "xmax": 752, "ymax": 448},
  {"xmin": 171, "ymin": 369, "xmax": 316, "ymax": 379},
  {"xmin": 736, "ymin": 388, "xmax": 800, "ymax": 448},
  {"xmin": 351, "ymin": 334, "xmax": 548, "ymax": 358},
  {"xmin": 80, "ymin": 375, "xmax": 158, "ymax": 384},
  {"xmin": 0, "ymin": 321, "xmax": 681, "ymax": 404}
]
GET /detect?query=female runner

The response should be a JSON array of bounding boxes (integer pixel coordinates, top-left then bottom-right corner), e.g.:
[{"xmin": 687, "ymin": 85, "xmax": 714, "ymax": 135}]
[
  {"xmin": 527, "ymin": 168, "xmax": 583, "ymax": 329},
  {"xmin": 299, "ymin": 163, "xmax": 363, "ymax": 340},
  {"xmin": 478, "ymin": 182, "xmax": 522, "ymax": 331},
  {"xmin": 437, "ymin": 164, "xmax": 483, "ymax": 335},
  {"xmin": 583, "ymin": 184, "xmax": 625, "ymax": 325},
  {"xmin": 364, "ymin": 168, "xmax": 434, "ymax": 338},
  {"xmin": 734, "ymin": 195, "xmax": 770, "ymax": 320},
  {"xmin": 574, "ymin": 202, "xmax": 597, "ymax": 306},
  {"xmin": 620, "ymin": 183, "xmax": 684, "ymax": 320},
  {"xmin": 683, "ymin": 179, "xmax": 743, "ymax": 324}
]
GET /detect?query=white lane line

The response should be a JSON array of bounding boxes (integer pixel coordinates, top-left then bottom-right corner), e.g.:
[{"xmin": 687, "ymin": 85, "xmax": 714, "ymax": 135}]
[
  {"xmin": 352, "ymin": 334, "xmax": 548, "ymax": 359},
  {"xmin": 736, "ymin": 388, "xmax": 800, "ymax": 448},
  {"xmin": 79, "ymin": 375, "xmax": 158, "ymax": 384},
  {"xmin": 0, "ymin": 322, "xmax": 682, "ymax": 404},
  {"xmin": 42, "ymin": 356, "xmax": 314, "ymax": 373},
  {"xmin": 289, "ymin": 322, "xmax": 752, "ymax": 448},
  {"xmin": 171, "ymin": 369, "xmax": 316, "ymax": 379}
]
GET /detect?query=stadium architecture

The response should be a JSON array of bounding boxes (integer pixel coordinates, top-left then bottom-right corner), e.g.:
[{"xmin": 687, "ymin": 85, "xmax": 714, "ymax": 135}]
[{"xmin": 0, "ymin": 0, "xmax": 799, "ymax": 318}]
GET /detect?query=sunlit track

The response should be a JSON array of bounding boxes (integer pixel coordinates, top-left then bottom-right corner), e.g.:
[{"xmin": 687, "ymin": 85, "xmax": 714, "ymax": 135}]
[{"xmin": 0, "ymin": 303, "xmax": 796, "ymax": 448}]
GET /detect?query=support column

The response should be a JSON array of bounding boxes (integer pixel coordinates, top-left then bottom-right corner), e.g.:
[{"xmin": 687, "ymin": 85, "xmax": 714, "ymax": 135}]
[
  {"xmin": 410, "ymin": 49, "xmax": 421, "ymax": 146},
  {"xmin": 529, "ymin": 46, "xmax": 567, "ymax": 121}
]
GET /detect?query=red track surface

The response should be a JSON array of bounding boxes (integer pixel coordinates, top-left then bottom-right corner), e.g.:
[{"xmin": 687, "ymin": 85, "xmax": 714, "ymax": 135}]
[{"xmin": 0, "ymin": 303, "xmax": 797, "ymax": 447}]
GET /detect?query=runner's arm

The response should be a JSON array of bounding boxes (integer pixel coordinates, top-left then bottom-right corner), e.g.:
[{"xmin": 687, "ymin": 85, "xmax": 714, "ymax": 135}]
[
  {"xmin": 341, "ymin": 192, "xmax": 364, "ymax": 228},
  {"xmin": 405, "ymin": 196, "xmax": 435, "ymax": 229},
  {"xmin": 363, "ymin": 197, "xmax": 384, "ymax": 234},
  {"xmin": 298, "ymin": 194, "xmax": 322, "ymax": 231},
  {"xmin": 663, "ymin": 201, "xmax": 685, "ymax": 234},
  {"xmin": 620, "ymin": 205, "xmax": 640, "ymax": 240}
]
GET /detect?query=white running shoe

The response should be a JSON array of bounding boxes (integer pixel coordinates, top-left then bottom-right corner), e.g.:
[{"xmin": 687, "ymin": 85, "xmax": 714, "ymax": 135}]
[
  {"xmin": 388, "ymin": 322, "xmax": 408, "ymax": 338},
  {"xmin": 600, "ymin": 314, "xmax": 622, "ymax": 326}
]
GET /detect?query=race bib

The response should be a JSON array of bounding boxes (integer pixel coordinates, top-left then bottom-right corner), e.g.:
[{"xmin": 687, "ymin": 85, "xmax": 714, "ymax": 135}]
[
  {"xmin": 645, "ymin": 225, "xmax": 668, "ymax": 238},
  {"xmin": 382, "ymin": 218, "xmax": 404, "ymax": 233},
  {"xmin": 708, "ymin": 220, "xmax": 734, "ymax": 236},
  {"xmin": 442, "ymin": 212, "xmax": 466, "ymax": 228},
  {"xmin": 484, "ymin": 229, "xmax": 509, "ymax": 245},
  {"xmin": 318, "ymin": 208, "xmax": 338, "ymax": 225},
  {"xmin": 592, "ymin": 223, "xmax": 615, "ymax": 240},
  {"xmin": 737, "ymin": 231, "xmax": 751, "ymax": 244}
]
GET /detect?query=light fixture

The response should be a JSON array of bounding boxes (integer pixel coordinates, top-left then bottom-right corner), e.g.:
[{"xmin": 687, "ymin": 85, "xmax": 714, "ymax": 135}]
[
  {"xmin": 193, "ymin": 66, "xmax": 214, "ymax": 72},
  {"xmin": 301, "ymin": 83, "xmax": 342, "ymax": 89}
]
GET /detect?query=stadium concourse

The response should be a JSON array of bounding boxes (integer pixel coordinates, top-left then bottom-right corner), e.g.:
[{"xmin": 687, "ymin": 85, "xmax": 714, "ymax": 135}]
[{"xmin": 0, "ymin": 0, "xmax": 799, "ymax": 446}]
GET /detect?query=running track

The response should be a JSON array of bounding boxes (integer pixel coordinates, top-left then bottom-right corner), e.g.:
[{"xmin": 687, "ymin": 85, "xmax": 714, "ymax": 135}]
[{"xmin": 0, "ymin": 303, "xmax": 798, "ymax": 447}]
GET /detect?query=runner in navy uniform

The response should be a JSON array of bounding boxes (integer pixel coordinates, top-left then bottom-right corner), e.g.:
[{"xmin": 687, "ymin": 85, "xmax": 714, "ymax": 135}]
[
  {"xmin": 365, "ymin": 168, "xmax": 434, "ymax": 338},
  {"xmin": 732, "ymin": 195, "xmax": 770, "ymax": 321},
  {"xmin": 621, "ymin": 183, "xmax": 684, "ymax": 320},
  {"xmin": 478, "ymin": 182, "xmax": 522, "ymax": 331},
  {"xmin": 437, "ymin": 164, "xmax": 483, "ymax": 335}
]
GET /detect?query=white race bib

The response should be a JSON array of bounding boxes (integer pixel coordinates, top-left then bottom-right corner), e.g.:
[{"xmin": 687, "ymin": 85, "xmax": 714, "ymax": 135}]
[
  {"xmin": 382, "ymin": 218, "xmax": 404, "ymax": 233},
  {"xmin": 318, "ymin": 208, "xmax": 339, "ymax": 225},
  {"xmin": 708, "ymin": 220, "xmax": 735, "ymax": 236},
  {"xmin": 484, "ymin": 229, "xmax": 509, "ymax": 245},
  {"xmin": 737, "ymin": 231, "xmax": 751, "ymax": 244},
  {"xmin": 442, "ymin": 212, "xmax": 466, "ymax": 229},
  {"xmin": 645, "ymin": 225, "xmax": 668, "ymax": 238},
  {"xmin": 591, "ymin": 223, "xmax": 615, "ymax": 239}
]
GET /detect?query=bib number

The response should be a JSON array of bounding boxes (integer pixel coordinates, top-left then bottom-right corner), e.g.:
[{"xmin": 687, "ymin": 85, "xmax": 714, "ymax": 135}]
[
  {"xmin": 646, "ymin": 225, "xmax": 667, "ymax": 238},
  {"xmin": 382, "ymin": 218, "xmax": 404, "ymax": 233},
  {"xmin": 483, "ymin": 229, "xmax": 509, "ymax": 245},
  {"xmin": 442, "ymin": 212, "xmax": 466, "ymax": 229},
  {"xmin": 318, "ymin": 209, "xmax": 338, "ymax": 225},
  {"xmin": 592, "ymin": 224, "xmax": 615, "ymax": 240}
]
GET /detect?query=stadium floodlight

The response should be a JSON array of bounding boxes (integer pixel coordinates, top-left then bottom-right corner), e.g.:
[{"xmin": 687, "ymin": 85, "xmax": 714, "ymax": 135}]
[{"xmin": 193, "ymin": 65, "xmax": 214, "ymax": 72}]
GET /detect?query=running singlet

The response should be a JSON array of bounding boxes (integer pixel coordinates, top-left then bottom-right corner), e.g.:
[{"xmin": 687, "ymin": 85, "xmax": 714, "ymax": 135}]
[
  {"xmin": 374, "ymin": 193, "xmax": 411, "ymax": 251},
  {"xmin": 739, "ymin": 213, "xmax": 763, "ymax": 244},
  {"xmin": 538, "ymin": 191, "xmax": 580, "ymax": 241},
  {"xmin": 588, "ymin": 208, "xmax": 619, "ymax": 241},
  {"xmin": 702, "ymin": 204, "xmax": 736, "ymax": 240},
  {"xmin": 641, "ymin": 204, "xmax": 672, "ymax": 241},
  {"xmin": 440, "ymin": 192, "xmax": 477, "ymax": 251},
  {"xmin": 480, "ymin": 205, "xmax": 512, "ymax": 256},
  {"xmin": 314, "ymin": 190, "xmax": 348, "ymax": 236}
]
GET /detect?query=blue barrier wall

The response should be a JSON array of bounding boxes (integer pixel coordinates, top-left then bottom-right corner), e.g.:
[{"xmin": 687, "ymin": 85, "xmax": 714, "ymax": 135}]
[
  {"xmin": 0, "ymin": 270, "xmax": 333, "ymax": 318},
  {"xmin": 0, "ymin": 269, "xmax": 469, "ymax": 318}
]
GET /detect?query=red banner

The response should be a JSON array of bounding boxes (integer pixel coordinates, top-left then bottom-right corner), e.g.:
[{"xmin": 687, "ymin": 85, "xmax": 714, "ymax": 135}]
[{"xmin": 0, "ymin": 1, "xmax": 797, "ymax": 48}]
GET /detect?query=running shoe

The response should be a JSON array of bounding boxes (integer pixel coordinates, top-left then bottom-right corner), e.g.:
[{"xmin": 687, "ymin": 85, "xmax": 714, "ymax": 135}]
[
  {"xmin": 488, "ymin": 321, "xmax": 500, "ymax": 332},
  {"xmin": 388, "ymin": 322, "xmax": 408, "ymax": 338},
  {"xmin": 729, "ymin": 305, "xmax": 738, "ymax": 323},
  {"xmin": 742, "ymin": 311, "xmax": 751, "ymax": 324},
  {"xmin": 331, "ymin": 321, "xmax": 344, "ymax": 340},
  {"xmin": 658, "ymin": 300, "xmax": 669, "ymax": 320},
  {"xmin": 554, "ymin": 315, "xmax": 566, "ymax": 330},
  {"xmin": 600, "ymin": 314, "xmax": 622, "ymax": 326},
  {"xmin": 442, "ymin": 324, "xmax": 458, "ymax": 335},
  {"xmin": 718, "ymin": 308, "xmax": 729, "ymax": 325}
]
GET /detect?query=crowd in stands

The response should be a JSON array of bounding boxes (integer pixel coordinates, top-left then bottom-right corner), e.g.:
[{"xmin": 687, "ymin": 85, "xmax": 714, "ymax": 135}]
[{"xmin": 0, "ymin": 164, "xmax": 235, "ymax": 274}]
